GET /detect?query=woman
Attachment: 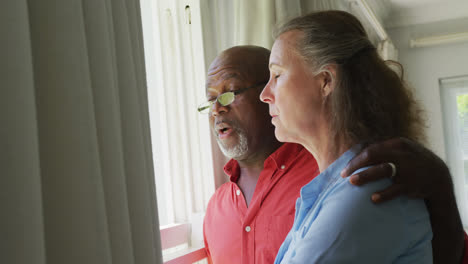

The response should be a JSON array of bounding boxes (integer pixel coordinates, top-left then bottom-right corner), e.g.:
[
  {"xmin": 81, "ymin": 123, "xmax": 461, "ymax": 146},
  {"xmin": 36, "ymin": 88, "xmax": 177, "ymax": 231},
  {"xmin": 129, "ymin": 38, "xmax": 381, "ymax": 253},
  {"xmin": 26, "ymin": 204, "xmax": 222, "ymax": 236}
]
[{"xmin": 260, "ymin": 11, "xmax": 432, "ymax": 263}]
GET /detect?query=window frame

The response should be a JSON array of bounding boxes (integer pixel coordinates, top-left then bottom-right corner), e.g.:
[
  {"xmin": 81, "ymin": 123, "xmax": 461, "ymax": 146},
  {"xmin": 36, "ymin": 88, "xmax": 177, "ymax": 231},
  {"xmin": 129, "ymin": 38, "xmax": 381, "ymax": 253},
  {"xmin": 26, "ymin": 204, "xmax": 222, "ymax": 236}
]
[
  {"xmin": 440, "ymin": 75, "xmax": 468, "ymax": 228},
  {"xmin": 140, "ymin": 0, "xmax": 215, "ymax": 262}
]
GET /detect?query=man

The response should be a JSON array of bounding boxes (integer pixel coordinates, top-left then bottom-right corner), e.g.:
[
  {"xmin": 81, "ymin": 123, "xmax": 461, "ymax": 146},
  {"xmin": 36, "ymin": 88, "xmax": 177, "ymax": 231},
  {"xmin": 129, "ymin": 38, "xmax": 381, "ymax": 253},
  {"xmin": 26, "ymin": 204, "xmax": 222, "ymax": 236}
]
[{"xmin": 202, "ymin": 45, "xmax": 467, "ymax": 264}]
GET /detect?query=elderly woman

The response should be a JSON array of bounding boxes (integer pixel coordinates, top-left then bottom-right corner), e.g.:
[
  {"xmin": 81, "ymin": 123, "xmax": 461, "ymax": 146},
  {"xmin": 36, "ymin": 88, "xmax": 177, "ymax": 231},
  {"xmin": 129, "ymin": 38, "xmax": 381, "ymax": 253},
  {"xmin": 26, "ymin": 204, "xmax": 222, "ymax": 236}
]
[{"xmin": 260, "ymin": 11, "xmax": 432, "ymax": 263}]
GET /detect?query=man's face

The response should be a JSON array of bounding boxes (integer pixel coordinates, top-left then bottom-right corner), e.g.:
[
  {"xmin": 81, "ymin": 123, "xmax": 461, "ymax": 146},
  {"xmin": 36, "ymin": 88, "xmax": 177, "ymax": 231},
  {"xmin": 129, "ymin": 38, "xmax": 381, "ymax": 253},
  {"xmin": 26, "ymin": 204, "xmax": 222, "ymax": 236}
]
[{"xmin": 206, "ymin": 55, "xmax": 273, "ymax": 160}]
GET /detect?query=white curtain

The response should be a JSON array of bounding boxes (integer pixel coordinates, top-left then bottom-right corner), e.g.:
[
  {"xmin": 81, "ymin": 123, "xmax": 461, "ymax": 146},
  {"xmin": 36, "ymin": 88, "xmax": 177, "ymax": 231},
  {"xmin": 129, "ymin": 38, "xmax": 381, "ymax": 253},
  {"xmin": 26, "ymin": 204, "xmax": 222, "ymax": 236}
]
[
  {"xmin": 200, "ymin": 0, "xmax": 396, "ymax": 70},
  {"xmin": 1, "ymin": 1, "xmax": 163, "ymax": 264},
  {"xmin": 200, "ymin": 0, "xmax": 362, "ymax": 63},
  {"xmin": 200, "ymin": 0, "xmax": 303, "ymax": 65}
]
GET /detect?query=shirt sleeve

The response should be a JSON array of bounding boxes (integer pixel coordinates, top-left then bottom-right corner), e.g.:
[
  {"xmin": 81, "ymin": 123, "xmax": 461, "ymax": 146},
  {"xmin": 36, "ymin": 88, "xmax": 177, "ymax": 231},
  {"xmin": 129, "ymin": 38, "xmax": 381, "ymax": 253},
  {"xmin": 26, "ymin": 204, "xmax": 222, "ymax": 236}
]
[
  {"xmin": 462, "ymin": 232, "xmax": 468, "ymax": 264},
  {"xmin": 285, "ymin": 178, "xmax": 433, "ymax": 264}
]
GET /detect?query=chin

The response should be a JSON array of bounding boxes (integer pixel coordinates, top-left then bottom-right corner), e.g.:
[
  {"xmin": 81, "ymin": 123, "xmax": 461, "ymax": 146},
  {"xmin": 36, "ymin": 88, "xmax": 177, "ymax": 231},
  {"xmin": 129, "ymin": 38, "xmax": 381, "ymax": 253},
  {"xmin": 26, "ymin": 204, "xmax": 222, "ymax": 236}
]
[
  {"xmin": 217, "ymin": 133, "xmax": 249, "ymax": 159},
  {"xmin": 274, "ymin": 128, "xmax": 299, "ymax": 145},
  {"xmin": 219, "ymin": 146, "xmax": 250, "ymax": 160},
  {"xmin": 274, "ymin": 129, "xmax": 288, "ymax": 143}
]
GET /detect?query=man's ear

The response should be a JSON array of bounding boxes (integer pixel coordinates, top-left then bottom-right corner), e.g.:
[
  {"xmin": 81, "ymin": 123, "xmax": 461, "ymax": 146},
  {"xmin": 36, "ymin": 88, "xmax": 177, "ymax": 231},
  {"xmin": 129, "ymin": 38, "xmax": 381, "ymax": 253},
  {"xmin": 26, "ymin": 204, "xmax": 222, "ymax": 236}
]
[{"xmin": 321, "ymin": 65, "xmax": 337, "ymax": 97}]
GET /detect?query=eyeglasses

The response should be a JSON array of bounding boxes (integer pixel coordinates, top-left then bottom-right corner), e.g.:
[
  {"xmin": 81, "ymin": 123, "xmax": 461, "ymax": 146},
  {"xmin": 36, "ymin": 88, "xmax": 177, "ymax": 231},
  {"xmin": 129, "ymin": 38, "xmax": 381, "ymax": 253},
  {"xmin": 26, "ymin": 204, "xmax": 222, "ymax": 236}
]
[{"xmin": 197, "ymin": 82, "xmax": 266, "ymax": 114}]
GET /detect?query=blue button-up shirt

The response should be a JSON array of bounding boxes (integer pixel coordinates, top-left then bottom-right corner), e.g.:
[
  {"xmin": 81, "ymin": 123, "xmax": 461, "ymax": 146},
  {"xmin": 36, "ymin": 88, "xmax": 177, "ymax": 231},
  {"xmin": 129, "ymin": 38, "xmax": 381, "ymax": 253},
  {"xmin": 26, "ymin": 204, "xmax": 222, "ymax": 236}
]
[{"xmin": 275, "ymin": 146, "xmax": 433, "ymax": 264}]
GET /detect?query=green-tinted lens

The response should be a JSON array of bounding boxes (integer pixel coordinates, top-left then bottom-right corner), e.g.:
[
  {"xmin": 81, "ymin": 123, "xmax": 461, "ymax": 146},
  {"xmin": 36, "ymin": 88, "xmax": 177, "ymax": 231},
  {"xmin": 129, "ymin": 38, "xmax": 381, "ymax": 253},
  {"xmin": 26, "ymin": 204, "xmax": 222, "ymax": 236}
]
[{"xmin": 218, "ymin": 92, "xmax": 235, "ymax": 106}]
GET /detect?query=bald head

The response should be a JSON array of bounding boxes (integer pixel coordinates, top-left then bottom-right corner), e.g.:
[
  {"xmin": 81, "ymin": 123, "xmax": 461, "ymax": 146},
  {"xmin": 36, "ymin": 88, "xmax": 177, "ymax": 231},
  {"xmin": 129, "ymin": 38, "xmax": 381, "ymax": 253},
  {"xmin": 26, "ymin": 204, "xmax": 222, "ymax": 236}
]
[
  {"xmin": 207, "ymin": 45, "xmax": 270, "ymax": 87},
  {"xmin": 204, "ymin": 45, "xmax": 281, "ymax": 162}
]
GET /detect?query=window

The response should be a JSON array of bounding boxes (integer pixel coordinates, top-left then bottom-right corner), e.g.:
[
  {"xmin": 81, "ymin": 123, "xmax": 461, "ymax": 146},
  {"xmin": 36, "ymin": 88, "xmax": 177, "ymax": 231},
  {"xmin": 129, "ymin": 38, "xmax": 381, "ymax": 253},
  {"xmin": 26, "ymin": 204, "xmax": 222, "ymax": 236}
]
[
  {"xmin": 140, "ymin": 0, "xmax": 215, "ymax": 262},
  {"xmin": 440, "ymin": 75, "xmax": 468, "ymax": 228}
]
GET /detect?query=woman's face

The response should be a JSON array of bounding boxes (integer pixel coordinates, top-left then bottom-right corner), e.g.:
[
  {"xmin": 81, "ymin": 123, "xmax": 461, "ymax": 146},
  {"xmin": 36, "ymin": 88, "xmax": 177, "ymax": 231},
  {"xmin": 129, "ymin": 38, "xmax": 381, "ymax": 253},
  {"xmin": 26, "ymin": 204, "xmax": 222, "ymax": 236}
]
[{"xmin": 260, "ymin": 30, "xmax": 331, "ymax": 145}]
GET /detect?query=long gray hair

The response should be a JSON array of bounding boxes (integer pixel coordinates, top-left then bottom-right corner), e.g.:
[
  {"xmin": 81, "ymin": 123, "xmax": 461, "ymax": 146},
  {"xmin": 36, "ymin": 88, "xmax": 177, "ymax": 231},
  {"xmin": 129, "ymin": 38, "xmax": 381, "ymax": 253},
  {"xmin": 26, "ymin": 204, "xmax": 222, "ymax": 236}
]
[{"xmin": 275, "ymin": 10, "xmax": 425, "ymax": 147}]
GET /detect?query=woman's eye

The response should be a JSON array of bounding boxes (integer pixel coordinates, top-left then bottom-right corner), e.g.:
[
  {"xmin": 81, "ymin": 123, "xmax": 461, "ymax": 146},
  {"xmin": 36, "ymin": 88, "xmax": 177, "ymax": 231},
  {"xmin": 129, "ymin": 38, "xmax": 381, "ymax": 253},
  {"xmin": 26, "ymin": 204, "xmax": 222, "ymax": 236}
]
[{"xmin": 274, "ymin": 74, "xmax": 280, "ymax": 79}]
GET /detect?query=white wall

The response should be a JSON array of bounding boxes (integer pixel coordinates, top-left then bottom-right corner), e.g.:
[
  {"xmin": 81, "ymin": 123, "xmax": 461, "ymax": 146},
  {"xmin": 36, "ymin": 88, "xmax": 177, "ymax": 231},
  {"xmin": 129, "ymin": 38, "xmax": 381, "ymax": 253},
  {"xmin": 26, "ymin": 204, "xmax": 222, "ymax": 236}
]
[{"xmin": 387, "ymin": 17, "xmax": 468, "ymax": 160}]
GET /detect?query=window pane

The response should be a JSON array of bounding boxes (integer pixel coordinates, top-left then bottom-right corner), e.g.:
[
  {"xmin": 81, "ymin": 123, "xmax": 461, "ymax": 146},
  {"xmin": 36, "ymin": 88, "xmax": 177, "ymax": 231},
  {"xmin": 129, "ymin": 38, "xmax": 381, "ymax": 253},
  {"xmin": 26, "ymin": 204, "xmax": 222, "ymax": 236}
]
[
  {"xmin": 441, "ymin": 75, "xmax": 468, "ymax": 228},
  {"xmin": 457, "ymin": 94, "xmax": 468, "ymax": 184}
]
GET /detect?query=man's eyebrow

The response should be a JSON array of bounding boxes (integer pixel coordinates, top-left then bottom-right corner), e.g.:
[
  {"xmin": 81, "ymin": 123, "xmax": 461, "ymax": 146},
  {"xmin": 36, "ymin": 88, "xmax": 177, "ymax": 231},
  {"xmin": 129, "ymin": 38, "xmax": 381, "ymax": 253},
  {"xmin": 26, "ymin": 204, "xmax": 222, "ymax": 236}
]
[
  {"xmin": 206, "ymin": 87, "xmax": 218, "ymax": 94},
  {"xmin": 220, "ymin": 72, "xmax": 241, "ymax": 80}
]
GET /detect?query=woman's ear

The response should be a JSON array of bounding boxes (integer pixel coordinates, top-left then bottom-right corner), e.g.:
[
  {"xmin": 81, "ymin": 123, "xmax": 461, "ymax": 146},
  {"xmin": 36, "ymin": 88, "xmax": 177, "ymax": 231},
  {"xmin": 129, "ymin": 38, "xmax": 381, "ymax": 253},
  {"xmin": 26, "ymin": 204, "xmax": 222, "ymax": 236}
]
[{"xmin": 321, "ymin": 65, "xmax": 337, "ymax": 97}]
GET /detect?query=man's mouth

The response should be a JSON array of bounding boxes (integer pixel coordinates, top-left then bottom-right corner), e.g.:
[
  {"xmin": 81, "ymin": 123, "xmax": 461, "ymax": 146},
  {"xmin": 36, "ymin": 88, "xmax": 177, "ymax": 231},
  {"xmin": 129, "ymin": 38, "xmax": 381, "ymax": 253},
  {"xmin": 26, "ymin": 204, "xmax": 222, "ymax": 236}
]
[
  {"xmin": 218, "ymin": 128, "xmax": 233, "ymax": 139},
  {"xmin": 215, "ymin": 122, "xmax": 234, "ymax": 139}
]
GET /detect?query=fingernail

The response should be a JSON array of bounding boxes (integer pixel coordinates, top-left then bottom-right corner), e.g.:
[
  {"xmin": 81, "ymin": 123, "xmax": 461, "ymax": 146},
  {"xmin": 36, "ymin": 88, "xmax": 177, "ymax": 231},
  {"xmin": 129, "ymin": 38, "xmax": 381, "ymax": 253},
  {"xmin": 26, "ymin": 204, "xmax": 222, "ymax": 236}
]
[
  {"xmin": 340, "ymin": 170, "xmax": 347, "ymax": 178},
  {"xmin": 371, "ymin": 194, "xmax": 380, "ymax": 202},
  {"xmin": 350, "ymin": 175, "xmax": 359, "ymax": 184}
]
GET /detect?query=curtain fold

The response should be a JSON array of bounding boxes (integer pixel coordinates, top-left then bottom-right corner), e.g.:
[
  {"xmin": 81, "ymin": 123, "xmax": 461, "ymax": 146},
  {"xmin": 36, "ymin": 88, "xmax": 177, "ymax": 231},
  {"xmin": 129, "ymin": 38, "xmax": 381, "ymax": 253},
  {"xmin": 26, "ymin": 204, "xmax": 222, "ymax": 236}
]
[
  {"xmin": 1, "ymin": 1, "xmax": 46, "ymax": 263},
  {"xmin": 1, "ymin": 0, "xmax": 163, "ymax": 263},
  {"xmin": 200, "ymin": 0, "xmax": 394, "ymax": 70}
]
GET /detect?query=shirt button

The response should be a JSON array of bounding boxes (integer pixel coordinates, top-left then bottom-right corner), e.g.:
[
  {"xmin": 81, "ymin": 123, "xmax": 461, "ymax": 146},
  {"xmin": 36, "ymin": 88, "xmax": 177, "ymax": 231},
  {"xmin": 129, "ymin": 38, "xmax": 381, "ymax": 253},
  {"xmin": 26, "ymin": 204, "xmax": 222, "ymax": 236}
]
[
  {"xmin": 236, "ymin": 190, "xmax": 241, "ymax": 196},
  {"xmin": 245, "ymin": 226, "xmax": 251, "ymax": 232},
  {"xmin": 281, "ymin": 165, "xmax": 286, "ymax": 169}
]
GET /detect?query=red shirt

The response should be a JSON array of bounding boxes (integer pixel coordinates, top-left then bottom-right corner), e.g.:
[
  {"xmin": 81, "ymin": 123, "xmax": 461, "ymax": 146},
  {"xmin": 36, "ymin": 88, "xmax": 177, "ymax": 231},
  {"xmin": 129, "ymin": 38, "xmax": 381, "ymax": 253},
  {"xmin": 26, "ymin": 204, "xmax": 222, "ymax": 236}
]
[
  {"xmin": 203, "ymin": 143, "xmax": 319, "ymax": 264},
  {"xmin": 203, "ymin": 142, "xmax": 468, "ymax": 264}
]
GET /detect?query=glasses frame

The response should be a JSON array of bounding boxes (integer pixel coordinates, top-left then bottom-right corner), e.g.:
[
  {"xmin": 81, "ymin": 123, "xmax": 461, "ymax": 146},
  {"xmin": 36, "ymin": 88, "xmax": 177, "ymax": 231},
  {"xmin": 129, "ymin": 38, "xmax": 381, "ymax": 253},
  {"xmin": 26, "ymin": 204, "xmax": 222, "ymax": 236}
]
[{"xmin": 197, "ymin": 82, "xmax": 266, "ymax": 113}]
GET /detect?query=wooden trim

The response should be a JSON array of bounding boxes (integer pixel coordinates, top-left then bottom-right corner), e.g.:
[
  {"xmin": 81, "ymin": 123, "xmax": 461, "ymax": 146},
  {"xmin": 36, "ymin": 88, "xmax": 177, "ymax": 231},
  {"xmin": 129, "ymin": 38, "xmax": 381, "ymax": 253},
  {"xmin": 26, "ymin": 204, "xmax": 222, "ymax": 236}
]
[
  {"xmin": 160, "ymin": 223, "xmax": 190, "ymax": 250},
  {"xmin": 164, "ymin": 247, "xmax": 207, "ymax": 264}
]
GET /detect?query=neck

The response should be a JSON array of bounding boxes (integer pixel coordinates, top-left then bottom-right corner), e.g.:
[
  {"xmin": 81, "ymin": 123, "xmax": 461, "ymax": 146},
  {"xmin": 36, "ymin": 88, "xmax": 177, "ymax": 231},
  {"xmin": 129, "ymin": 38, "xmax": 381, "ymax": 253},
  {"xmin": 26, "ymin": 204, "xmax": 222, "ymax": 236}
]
[
  {"xmin": 237, "ymin": 140, "xmax": 283, "ymax": 175},
  {"xmin": 303, "ymin": 131, "xmax": 352, "ymax": 172},
  {"xmin": 235, "ymin": 140, "xmax": 283, "ymax": 207}
]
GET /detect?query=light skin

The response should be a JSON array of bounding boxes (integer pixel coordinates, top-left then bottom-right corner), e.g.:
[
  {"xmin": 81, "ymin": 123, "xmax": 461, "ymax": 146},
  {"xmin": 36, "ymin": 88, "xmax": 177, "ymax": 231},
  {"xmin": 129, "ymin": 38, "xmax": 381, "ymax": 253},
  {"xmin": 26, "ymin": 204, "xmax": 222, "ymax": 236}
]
[{"xmin": 260, "ymin": 30, "xmax": 349, "ymax": 171}]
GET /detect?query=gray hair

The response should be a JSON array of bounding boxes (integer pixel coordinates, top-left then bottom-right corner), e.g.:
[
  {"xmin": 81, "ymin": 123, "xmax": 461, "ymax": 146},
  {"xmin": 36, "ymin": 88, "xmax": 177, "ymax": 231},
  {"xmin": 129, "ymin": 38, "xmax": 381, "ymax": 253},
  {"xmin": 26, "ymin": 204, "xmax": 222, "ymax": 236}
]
[
  {"xmin": 274, "ymin": 11, "xmax": 426, "ymax": 148},
  {"xmin": 274, "ymin": 11, "xmax": 375, "ymax": 76}
]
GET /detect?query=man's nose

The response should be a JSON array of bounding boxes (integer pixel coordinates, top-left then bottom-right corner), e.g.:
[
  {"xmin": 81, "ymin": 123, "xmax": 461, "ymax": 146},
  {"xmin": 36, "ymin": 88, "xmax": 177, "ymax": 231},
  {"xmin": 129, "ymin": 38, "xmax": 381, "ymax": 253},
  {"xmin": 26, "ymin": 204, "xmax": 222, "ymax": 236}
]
[{"xmin": 211, "ymin": 100, "xmax": 229, "ymax": 116}]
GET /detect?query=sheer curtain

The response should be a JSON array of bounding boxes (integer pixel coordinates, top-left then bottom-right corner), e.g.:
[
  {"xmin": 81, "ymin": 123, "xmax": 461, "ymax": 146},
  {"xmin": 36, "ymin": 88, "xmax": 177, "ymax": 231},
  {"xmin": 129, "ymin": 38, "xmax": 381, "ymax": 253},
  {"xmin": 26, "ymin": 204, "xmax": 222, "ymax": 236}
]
[
  {"xmin": 1, "ymin": 1, "xmax": 163, "ymax": 264},
  {"xmin": 200, "ymin": 0, "xmax": 302, "ymax": 65},
  {"xmin": 201, "ymin": 0, "xmax": 394, "ymax": 62}
]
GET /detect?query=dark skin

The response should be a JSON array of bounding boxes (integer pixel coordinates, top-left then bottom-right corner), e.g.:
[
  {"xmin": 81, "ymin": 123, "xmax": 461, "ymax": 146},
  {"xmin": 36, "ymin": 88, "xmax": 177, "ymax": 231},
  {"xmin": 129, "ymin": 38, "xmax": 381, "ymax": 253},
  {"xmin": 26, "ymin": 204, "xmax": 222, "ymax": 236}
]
[
  {"xmin": 341, "ymin": 138, "xmax": 465, "ymax": 264},
  {"xmin": 206, "ymin": 46, "xmax": 282, "ymax": 206},
  {"xmin": 207, "ymin": 46, "xmax": 465, "ymax": 262}
]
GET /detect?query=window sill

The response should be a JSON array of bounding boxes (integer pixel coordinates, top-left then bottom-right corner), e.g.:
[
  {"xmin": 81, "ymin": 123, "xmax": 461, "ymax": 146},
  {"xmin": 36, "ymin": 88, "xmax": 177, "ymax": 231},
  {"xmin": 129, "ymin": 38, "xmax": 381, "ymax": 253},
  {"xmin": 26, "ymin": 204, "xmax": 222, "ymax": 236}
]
[{"xmin": 163, "ymin": 245, "xmax": 207, "ymax": 264}]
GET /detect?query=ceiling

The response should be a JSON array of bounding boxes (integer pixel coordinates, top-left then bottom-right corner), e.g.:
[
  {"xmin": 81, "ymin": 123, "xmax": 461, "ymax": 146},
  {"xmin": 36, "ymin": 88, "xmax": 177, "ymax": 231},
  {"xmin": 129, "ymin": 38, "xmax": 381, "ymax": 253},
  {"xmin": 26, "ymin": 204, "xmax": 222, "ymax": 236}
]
[{"xmin": 385, "ymin": 0, "xmax": 468, "ymax": 28}]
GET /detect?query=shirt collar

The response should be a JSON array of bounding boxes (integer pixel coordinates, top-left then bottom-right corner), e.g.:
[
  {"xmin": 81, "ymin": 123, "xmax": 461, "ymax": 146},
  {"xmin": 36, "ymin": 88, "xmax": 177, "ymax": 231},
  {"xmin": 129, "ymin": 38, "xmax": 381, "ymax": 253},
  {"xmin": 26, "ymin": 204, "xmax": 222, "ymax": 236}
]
[
  {"xmin": 223, "ymin": 143, "xmax": 307, "ymax": 183},
  {"xmin": 265, "ymin": 143, "xmax": 306, "ymax": 170},
  {"xmin": 300, "ymin": 144, "xmax": 362, "ymax": 200},
  {"xmin": 224, "ymin": 158, "xmax": 241, "ymax": 182}
]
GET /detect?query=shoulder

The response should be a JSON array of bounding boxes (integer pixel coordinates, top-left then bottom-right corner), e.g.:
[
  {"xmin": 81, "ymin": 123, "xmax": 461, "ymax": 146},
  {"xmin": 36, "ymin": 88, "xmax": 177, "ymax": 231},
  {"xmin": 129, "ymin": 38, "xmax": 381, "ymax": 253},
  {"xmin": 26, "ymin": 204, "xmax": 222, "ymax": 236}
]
[
  {"xmin": 292, "ymin": 175, "xmax": 432, "ymax": 263},
  {"xmin": 205, "ymin": 182, "xmax": 240, "ymax": 218},
  {"xmin": 325, "ymin": 176, "xmax": 429, "ymax": 227},
  {"xmin": 206, "ymin": 182, "xmax": 234, "ymax": 207},
  {"xmin": 315, "ymin": 175, "xmax": 432, "ymax": 252}
]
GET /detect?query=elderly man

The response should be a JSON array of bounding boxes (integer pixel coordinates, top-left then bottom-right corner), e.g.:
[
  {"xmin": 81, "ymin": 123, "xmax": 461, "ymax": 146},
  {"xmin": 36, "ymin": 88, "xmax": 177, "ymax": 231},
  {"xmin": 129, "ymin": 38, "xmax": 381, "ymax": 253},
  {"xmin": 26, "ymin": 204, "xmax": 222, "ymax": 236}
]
[{"xmin": 201, "ymin": 45, "xmax": 467, "ymax": 264}]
